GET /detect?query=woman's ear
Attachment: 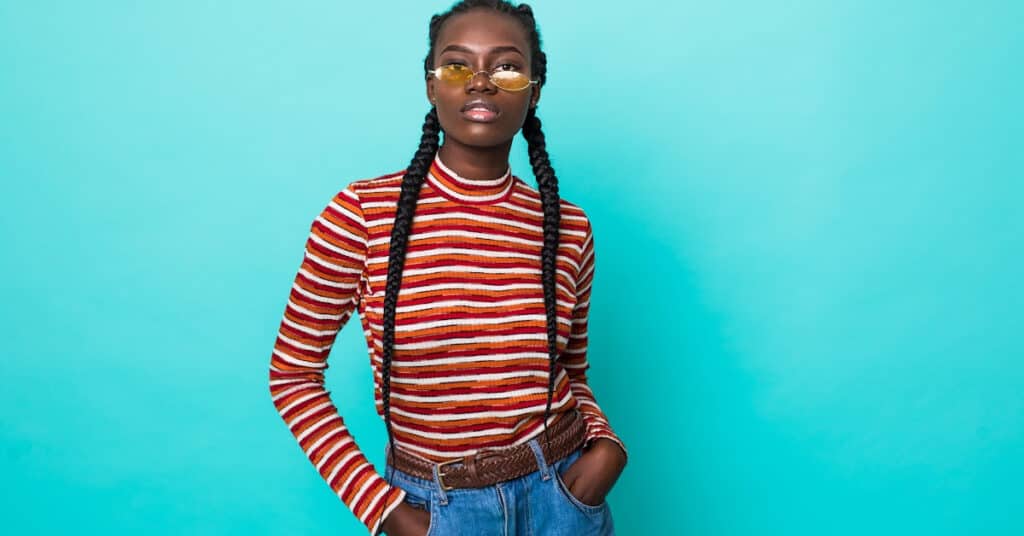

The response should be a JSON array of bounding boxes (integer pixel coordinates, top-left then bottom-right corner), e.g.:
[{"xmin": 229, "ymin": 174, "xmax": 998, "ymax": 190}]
[
  {"xmin": 426, "ymin": 78, "xmax": 436, "ymax": 105},
  {"xmin": 530, "ymin": 85, "xmax": 542, "ymax": 109}
]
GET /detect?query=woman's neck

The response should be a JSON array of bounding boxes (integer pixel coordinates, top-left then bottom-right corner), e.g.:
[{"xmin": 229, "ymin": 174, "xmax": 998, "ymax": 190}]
[{"xmin": 436, "ymin": 141, "xmax": 512, "ymax": 181}]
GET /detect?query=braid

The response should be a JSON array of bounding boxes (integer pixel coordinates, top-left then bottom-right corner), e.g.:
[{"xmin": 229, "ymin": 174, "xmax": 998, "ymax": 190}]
[
  {"xmin": 377, "ymin": 107, "xmax": 439, "ymax": 530},
  {"xmin": 521, "ymin": 108, "xmax": 561, "ymax": 448}
]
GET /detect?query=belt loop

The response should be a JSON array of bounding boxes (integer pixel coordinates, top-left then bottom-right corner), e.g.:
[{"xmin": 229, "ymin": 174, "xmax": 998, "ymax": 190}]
[
  {"xmin": 431, "ymin": 463, "xmax": 450, "ymax": 505},
  {"xmin": 527, "ymin": 438, "xmax": 552, "ymax": 481}
]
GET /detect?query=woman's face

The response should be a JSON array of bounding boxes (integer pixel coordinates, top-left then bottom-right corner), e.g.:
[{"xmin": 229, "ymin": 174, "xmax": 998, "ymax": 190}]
[{"xmin": 427, "ymin": 9, "xmax": 540, "ymax": 150}]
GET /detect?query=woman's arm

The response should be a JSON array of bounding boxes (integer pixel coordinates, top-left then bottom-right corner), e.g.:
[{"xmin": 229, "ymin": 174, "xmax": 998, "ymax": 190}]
[
  {"xmin": 561, "ymin": 218, "xmax": 628, "ymax": 458},
  {"xmin": 268, "ymin": 185, "xmax": 406, "ymax": 535},
  {"xmin": 558, "ymin": 216, "xmax": 628, "ymax": 504}
]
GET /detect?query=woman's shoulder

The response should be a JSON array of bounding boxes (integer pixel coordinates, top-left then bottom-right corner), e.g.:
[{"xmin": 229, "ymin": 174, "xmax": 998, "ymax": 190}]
[
  {"xmin": 343, "ymin": 168, "xmax": 407, "ymax": 197},
  {"xmin": 510, "ymin": 177, "xmax": 590, "ymax": 221},
  {"xmin": 314, "ymin": 170, "xmax": 406, "ymax": 221}
]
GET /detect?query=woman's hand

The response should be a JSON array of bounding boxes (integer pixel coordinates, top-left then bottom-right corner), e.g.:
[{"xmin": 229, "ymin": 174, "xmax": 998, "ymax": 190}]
[
  {"xmin": 379, "ymin": 501, "xmax": 430, "ymax": 536},
  {"xmin": 558, "ymin": 438, "xmax": 628, "ymax": 507}
]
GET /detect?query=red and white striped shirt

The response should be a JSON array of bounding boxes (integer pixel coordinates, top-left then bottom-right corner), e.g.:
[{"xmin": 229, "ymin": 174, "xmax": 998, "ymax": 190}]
[{"xmin": 269, "ymin": 154, "xmax": 626, "ymax": 534}]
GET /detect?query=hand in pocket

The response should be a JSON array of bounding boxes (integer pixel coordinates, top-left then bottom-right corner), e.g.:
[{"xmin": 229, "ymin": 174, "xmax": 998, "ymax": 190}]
[
  {"xmin": 558, "ymin": 439, "xmax": 627, "ymax": 507},
  {"xmin": 381, "ymin": 501, "xmax": 431, "ymax": 535}
]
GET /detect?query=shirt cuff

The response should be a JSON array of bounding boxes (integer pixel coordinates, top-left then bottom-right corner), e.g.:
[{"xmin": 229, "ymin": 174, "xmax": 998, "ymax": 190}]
[
  {"xmin": 583, "ymin": 420, "xmax": 628, "ymax": 461},
  {"xmin": 369, "ymin": 485, "xmax": 407, "ymax": 535}
]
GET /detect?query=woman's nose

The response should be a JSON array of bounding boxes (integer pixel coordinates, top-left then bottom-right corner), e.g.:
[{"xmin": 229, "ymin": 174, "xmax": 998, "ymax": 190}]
[{"xmin": 467, "ymin": 70, "xmax": 497, "ymax": 92}]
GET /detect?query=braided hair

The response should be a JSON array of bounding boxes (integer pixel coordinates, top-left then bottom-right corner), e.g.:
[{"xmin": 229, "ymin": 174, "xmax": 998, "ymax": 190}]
[{"xmin": 380, "ymin": 1, "xmax": 561, "ymax": 517}]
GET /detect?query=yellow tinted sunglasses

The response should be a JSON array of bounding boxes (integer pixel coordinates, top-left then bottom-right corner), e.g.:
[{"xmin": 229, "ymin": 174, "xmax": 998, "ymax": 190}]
[{"xmin": 428, "ymin": 63, "xmax": 538, "ymax": 92}]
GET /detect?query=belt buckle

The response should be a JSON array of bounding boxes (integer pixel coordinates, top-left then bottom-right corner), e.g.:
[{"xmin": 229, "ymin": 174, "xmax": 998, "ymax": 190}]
[{"xmin": 435, "ymin": 458, "xmax": 461, "ymax": 491}]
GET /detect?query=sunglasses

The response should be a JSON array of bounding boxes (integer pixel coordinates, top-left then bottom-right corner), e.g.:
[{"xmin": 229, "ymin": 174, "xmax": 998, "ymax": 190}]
[{"xmin": 428, "ymin": 63, "xmax": 538, "ymax": 92}]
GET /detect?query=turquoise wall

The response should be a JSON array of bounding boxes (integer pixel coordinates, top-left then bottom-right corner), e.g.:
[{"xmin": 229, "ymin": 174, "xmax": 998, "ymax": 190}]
[{"xmin": 2, "ymin": 1, "xmax": 1020, "ymax": 534}]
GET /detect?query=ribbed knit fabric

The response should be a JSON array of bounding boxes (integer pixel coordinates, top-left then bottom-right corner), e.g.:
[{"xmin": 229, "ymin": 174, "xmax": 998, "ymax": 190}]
[{"xmin": 268, "ymin": 154, "xmax": 626, "ymax": 534}]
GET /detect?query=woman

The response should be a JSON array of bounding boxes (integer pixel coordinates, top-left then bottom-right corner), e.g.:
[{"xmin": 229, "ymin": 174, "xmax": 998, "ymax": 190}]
[{"xmin": 269, "ymin": 2, "xmax": 627, "ymax": 534}]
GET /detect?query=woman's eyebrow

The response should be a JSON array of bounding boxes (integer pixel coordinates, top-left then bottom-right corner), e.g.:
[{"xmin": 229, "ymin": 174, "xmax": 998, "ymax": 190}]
[{"xmin": 439, "ymin": 44, "xmax": 525, "ymax": 57}]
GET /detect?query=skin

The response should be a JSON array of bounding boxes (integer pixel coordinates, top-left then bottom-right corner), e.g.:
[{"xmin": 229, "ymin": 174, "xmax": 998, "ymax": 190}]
[{"xmin": 380, "ymin": 9, "xmax": 626, "ymax": 536}]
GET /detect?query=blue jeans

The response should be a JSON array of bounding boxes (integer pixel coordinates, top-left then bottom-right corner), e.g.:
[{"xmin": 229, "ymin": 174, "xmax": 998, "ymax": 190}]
[{"xmin": 384, "ymin": 438, "xmax": 615, "ymax": 535}]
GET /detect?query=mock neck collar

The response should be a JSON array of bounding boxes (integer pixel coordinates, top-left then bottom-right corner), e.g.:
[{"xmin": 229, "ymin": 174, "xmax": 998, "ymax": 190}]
[{"xmin": 427, "ymin": 153, "xmax": 515, "ymax": 205}]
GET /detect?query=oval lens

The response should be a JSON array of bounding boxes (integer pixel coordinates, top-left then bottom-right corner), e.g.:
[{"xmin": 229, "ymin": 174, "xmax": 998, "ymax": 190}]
[
  {"xmin": 491, "ymin": 71, "xmax": 530, "ymax": 91},
  {"xmin": 440, "ymin": 64, "xmax": 472, "ymax": 84}
]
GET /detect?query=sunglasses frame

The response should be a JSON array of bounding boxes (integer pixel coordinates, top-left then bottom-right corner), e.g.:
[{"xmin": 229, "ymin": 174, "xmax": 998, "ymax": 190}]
[{"xmin": 427, "ymin": 63, "xmax": 539, "ymax": 92}]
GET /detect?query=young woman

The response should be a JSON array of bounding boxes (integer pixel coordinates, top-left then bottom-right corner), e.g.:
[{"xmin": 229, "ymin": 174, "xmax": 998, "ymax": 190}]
[{"xmin": 269, "ymin": 2, "xmax": 627, "ymax": 534}]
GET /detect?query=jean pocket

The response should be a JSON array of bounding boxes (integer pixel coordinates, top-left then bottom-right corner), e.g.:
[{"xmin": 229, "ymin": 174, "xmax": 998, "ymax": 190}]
[
  {"xmin": 395, "ymin": 483, "xmax": 434, "ymax": 534},
  {"xmin": 403, "ymin": 491, "xmax": 429, "ymax": 511},
  {"xmin": 553, "ymin": 454, "xmax": 608, "ymax": 516}
]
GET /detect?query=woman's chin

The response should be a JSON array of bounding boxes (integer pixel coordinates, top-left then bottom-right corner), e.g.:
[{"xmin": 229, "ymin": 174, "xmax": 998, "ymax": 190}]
[{"xmin": 446, "ymin": 127, "xmax": 517, "ymax": 149}]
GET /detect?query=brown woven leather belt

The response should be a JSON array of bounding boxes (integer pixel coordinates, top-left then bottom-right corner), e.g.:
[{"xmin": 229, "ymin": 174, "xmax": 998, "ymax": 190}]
[{"xmin": 386, "ymin": 410, "xmax": 586, "ymax": 490}]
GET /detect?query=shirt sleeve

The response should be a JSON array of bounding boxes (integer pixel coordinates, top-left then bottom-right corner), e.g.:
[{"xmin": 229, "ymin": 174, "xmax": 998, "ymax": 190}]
[
  {"xmin": 560, "ymin": 218, "xmax": 628, "ymax": 460},
  {"xmin": 268, "ymin": 185, "xmax": 405, "ymax": 535}
]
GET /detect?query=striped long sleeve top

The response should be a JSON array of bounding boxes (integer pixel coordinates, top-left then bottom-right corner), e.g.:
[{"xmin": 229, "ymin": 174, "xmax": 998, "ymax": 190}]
[{"xmin": 268, "ymin": 154, "xmax": 626, "ymax": 534}]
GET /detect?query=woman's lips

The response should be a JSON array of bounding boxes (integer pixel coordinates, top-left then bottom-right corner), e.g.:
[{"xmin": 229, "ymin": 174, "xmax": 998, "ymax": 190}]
[
  {"xmin": 462, "ymin": 108, "xmax": 499, "ymax": 122},
  {"xmin": 460, "ymin": 100, "xmax": 500, "ymax": 123}
]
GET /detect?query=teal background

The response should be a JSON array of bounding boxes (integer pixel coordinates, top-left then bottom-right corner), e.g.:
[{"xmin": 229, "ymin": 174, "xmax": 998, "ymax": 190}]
[{"xmin": 2, "ymin": 0, "xmax": 1021, "ymax": 534}]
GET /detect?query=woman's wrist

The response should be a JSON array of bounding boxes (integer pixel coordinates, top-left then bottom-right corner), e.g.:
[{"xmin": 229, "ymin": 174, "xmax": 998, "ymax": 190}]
[{"xmin": 588, "ymin": 437, "xmax": 628, "ymax": 469}]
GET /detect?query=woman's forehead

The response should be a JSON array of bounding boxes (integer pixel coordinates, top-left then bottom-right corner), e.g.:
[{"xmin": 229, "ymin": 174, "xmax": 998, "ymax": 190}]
[{"xmin": 435, "ymin": 9, "xmax": 531, "ymax": 57}]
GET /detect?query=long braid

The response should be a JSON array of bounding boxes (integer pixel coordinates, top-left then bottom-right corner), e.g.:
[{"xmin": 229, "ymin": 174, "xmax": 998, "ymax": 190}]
[
  {"xmin": 509, "ymin": 2, "xmax": 562, "ymax": 448},
  {"xmin": 377, "ymin": 107, "xmax": 439, "ymax": 531},
  {"xmin": 382, "ymin": 107, "xmax": 440, "ymax": 455},
  {"xmin": 521, "ymin": 107, "xmax": 561, "ymax": 447}
]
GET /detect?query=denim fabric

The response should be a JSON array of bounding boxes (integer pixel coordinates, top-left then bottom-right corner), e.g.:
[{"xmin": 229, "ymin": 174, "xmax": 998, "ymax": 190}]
[{"xmin": 384, "ymin": 438, "xmax": 615, "ymax": 535}]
